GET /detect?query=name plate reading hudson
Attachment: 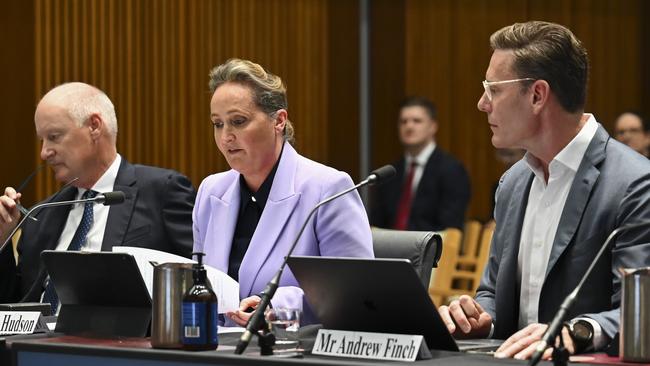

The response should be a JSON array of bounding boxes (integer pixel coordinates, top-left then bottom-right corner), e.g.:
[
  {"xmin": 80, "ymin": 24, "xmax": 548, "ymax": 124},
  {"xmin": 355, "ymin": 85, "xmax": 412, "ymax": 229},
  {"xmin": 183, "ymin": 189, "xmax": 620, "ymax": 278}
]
[
  {"xmin": 0, "ymin": 311, "xmax": 42, "ymax": 335},
  {"xmin": 312, "ymin": 329, "xmax": 423, "ymax": 362}
]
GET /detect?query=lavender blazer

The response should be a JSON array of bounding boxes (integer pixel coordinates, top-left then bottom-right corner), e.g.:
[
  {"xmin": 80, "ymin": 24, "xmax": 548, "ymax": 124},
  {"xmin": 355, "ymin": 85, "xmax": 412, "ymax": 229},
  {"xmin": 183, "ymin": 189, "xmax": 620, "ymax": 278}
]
[{"xmin": 192, "ymin": 143, "xmax": 374, "ymax": 310}]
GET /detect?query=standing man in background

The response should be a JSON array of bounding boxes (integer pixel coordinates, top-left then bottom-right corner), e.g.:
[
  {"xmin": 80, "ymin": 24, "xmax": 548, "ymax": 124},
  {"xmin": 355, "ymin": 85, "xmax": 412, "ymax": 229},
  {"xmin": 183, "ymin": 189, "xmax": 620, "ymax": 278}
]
[{"xmin": 371, "ymin": 96, "xmax": 471, "ymax": 231}]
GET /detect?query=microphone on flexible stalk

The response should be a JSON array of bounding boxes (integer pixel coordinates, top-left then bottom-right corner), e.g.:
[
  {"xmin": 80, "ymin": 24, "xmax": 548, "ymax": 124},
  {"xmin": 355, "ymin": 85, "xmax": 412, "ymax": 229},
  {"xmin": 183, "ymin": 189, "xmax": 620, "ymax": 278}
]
[
  {"xmin": 528, "ymin": 220, "xmax": 650, "ymax": 366},
  {"xmin": 234, "ymin": 165, "xmax": 396, "ymax": 355},
  {"xmin": 0, "ymin": 191, "xmax": 126, "ymax": 253}
]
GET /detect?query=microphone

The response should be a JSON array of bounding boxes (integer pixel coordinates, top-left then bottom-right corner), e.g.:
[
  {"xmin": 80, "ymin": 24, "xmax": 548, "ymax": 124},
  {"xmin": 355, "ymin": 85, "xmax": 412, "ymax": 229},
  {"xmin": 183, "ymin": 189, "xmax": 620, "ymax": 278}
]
[
  {"xmin": 96, "ymin": 191, "xmax": 126, "ymax": 205},
  {"xmin": 0, "ymin": 191, "xmax": 126, "ymax": 253},
  {"xmin": 234, "ymin": 165, "xmax": 396, "ymax": 355},
  {"xmin": 528, "ymin": 220, "xmax": 650, "ymax": 366}
]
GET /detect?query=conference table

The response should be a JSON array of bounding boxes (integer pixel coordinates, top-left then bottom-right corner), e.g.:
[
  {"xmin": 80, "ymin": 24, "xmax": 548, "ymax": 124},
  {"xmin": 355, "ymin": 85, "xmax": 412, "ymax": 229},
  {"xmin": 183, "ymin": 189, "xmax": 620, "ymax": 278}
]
[{"xmin": 6, "ymin": 331, "xmax": 616, "ymax": 366}]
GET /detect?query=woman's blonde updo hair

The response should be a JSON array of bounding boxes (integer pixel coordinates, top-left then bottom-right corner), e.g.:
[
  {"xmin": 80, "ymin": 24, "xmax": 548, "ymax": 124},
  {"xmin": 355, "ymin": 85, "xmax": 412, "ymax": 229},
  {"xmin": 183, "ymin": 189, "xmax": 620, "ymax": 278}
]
[{"xmin": 209, "ymin": 58, "xmax": 295, "ymax": 144}]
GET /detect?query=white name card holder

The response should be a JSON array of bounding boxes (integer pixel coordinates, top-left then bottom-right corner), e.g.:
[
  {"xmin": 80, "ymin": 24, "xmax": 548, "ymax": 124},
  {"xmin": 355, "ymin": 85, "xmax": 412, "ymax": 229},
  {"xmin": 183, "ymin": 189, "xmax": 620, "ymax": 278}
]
[
  {"xmin": 312, "ymin": 329, "xmax": 432, "ymax": 362},
  {"xmin": 0, "ymin": 311, "xmax": 48, "ymax": 335}
]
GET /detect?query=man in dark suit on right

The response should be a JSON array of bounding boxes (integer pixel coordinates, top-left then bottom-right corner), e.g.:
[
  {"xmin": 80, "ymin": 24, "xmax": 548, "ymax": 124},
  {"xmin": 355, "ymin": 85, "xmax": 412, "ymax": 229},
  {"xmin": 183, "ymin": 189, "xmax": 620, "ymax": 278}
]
[
  {"xmin": 371, "ymin": 96, "xmax": 470, "ymax": 231},
  {"xmin": 438, "ymin": 21, "xmax": 650, "ymax": 360}
]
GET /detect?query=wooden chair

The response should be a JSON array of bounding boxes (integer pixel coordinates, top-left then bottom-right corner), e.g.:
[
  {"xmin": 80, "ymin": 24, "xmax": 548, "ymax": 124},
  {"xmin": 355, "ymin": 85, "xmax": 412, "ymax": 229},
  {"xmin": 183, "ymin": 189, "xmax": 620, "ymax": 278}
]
[
  {"xmin": 473, "ymin": 220, "xmax": 495, "ymax": 291},
  {"xmin": 460, "ymin": 220, "xmax": 482, "ymax": 257},
  {"xmin": 428, "ymin": 222, "xmax": 496, "ymax": 305},
  {"xmin": 456, "ymin": 220, "xmax": 482, "ymax": 289},
  {"xmin": 455, "ymin": 220, "xmax": 495, "ymax": 293}
]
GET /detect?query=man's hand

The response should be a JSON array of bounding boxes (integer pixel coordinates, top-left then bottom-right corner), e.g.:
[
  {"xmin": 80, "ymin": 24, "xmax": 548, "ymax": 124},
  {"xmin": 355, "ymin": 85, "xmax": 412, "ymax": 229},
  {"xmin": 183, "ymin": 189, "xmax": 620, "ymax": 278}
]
[
  {"xmin": 0, "ymin": 187, "xmax": 22, "ymax": 244},
  {"xmin": 494, "ymin": 323, "xmax": 575, "ymax": 360},
  {"xmin": 226, "ymin": 295, "xmax": 262, "ymax": 327},
  {"xmin": 438, "ymin": 295, "xmax": 492, "ymax": 338}
]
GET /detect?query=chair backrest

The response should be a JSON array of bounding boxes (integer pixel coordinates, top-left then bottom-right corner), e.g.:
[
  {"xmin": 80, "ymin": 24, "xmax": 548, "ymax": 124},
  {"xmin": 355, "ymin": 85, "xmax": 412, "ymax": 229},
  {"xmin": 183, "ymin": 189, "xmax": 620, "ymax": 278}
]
[
  {"xmin": 371, "ymin": 228, "xmax": 442, "ymax": 288},
  {"xmin": 472, "ymin": 221, "xmax": 495, "ymax": 292},
  {"xmin": 461, "ymin": 220, "xmax": 482, "ymax": 257}
]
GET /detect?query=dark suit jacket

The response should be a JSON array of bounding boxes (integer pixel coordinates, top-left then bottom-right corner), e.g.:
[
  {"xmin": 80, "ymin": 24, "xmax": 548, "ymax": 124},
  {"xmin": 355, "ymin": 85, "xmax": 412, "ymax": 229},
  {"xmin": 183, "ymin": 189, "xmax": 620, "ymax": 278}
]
[
  {"xmin": 371, "ymin": 148, "xmax": 471, "ymax": 231},
  {"xmin": 476, "ymin": 125, "xmax": 650, "ymax": 340},
  {"xmin": 0, "ymin": 158, "xmax": 196, "ymax": 303}
]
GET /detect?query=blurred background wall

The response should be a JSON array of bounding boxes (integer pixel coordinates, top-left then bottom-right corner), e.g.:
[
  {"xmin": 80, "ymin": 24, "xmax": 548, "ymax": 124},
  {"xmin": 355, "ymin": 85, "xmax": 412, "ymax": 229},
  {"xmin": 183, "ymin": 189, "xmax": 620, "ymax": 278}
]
[{"xmin": 2, "ymin": 0, "xmax": 648, "ymax": 221}]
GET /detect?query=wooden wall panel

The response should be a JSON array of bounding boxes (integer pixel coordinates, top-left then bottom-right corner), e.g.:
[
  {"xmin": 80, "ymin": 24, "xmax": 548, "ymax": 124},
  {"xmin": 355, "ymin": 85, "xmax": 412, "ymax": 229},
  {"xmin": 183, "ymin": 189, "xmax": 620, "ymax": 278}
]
[
  {"xmin": 4, "ymin": 0, "xmax": 648, "ymax": 224},
  {"xmin": 327, "ymin": 1, "xmax": 360, "ymax": 179},
  {"xmin": 370, "ymin": 0, "xmax": 406, "ymax": 173},
  {"xmin": 0, "ymin": 2, "xmax": 36, "ymax": 206},
  {"xmin": 31, "ymin": 0, "xmax": 331, "ymax": 199},
  {"xmin": 371, "ymin": 0, "xmax": 649, "ymax": 220}
]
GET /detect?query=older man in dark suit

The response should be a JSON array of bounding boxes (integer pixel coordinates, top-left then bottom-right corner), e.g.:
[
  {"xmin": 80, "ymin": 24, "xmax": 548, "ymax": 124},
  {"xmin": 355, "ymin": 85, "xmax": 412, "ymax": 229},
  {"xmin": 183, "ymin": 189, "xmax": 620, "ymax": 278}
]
[
  {"xmin": 0, "ymin": 82, "xmax": 195, "ymax": 311},
  {"xmin": 371, "ymin": 96, "xmax": 471, "ymax": 231}
]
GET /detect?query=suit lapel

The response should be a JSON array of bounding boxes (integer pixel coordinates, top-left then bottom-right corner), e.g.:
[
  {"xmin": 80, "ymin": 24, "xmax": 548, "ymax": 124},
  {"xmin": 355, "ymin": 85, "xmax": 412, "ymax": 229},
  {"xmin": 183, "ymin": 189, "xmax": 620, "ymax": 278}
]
[
  {"xmin": 238, "ymin": 144, "xmax": 300, "ymax": 296},
  {"xmin": 544, "ymin": 126, "xmax": 607, "ymax": 279},
  {"xmin": 101, "ymin": 160, "xmax": 137, "ymax": 251},
  {"xmin": 495, "ymin": 169, "xmax": 533, "ymax": 338},
  {"xmin": 206, "ymin": 179, "xmax": 240, "ymax": 273}
]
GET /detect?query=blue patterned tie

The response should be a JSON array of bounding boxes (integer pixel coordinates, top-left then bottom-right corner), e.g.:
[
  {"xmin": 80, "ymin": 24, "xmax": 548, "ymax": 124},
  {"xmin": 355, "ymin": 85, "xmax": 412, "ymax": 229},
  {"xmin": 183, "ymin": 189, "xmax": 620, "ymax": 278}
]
[{"xmin": 42, "ymin": 190, "xmax": 97, "ymax": 314}]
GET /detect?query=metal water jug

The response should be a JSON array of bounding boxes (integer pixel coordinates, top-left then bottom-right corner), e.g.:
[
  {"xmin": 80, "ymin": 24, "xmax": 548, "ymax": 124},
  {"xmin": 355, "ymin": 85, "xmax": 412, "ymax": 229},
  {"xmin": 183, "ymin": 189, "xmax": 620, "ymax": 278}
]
[
  {"xmin": 151, "ymin": 262, "xmax": 194, "ymax": 348},
  {"xmin": 619, "ymin": 267, "xmax": 650, "ymax": 362}
]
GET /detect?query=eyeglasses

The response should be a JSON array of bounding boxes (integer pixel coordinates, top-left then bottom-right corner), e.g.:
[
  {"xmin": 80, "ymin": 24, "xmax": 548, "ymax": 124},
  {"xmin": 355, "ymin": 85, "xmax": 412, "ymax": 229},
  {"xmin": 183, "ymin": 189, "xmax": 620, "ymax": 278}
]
[{"xmin": 482, "ymin": 78, "xmax": 535, "ymax": 102}]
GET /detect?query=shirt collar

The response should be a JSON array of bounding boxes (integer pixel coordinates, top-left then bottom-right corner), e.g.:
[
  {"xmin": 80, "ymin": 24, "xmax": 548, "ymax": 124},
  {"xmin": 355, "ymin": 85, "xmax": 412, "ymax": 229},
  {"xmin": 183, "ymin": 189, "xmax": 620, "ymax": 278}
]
[
  {"xmin": 524, "ymin": 114, "xmax": 598, "ymax": 179},
  {"xmin": 554, "ymin": 114, "xmax": 598, "ymax": 171},
  {"xmin": 406, "ymin": 141, "xmax": 436, "ymax": 167},
  {"xmin": 238, "ymin": 144, "xmax": 283, "ymax": 211},
  {"xmin": 77, "ymin": 154, "xmax": 121, "ymax": 198}
]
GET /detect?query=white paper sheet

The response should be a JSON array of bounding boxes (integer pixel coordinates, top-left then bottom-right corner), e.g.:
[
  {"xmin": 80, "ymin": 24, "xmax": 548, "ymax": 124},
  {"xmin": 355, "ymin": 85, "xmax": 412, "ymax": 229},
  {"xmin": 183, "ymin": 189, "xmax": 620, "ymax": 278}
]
[{"xmin": 112, "ymin": 246, "xmax": 240, "ymax": 313}]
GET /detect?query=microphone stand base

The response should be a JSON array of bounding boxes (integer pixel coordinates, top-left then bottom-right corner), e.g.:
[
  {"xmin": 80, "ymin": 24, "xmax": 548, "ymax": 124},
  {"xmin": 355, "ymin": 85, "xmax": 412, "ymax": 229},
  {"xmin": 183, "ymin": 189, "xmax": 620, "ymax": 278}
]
[
  {"xmin": 258, "ymin": 329, "xmax": 276, "ymax": 356},
  {"xmin": 552, "ymin": 332, "xmax": 570, "ymax": 366}
]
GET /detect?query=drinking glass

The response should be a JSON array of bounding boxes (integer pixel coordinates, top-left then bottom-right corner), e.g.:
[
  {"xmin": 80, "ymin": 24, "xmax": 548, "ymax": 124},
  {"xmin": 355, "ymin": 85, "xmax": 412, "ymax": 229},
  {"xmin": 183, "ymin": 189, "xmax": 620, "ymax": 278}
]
[{"xmin": 265, "ymin": 307, "xmax": 301, "ymax": 350}]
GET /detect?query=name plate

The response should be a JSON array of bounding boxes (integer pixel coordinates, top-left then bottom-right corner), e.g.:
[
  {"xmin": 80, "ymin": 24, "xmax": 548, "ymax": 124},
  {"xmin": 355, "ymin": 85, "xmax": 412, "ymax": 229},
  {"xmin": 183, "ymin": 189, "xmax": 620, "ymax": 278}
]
[
  {"xmin": 0, "ymin": 311, "xmax": 46, "ymax": 335},
  {"xmin": 312, "ymin": 329, "xmax": 425, "ymax": 362}
]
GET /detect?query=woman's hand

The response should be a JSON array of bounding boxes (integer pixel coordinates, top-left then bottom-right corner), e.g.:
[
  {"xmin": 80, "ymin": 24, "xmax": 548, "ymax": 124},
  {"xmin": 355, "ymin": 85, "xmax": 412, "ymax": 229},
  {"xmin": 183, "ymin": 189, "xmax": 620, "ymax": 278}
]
[{"xmin": 226, "ymin": 295, "xmax": 262, "ymax": 326}]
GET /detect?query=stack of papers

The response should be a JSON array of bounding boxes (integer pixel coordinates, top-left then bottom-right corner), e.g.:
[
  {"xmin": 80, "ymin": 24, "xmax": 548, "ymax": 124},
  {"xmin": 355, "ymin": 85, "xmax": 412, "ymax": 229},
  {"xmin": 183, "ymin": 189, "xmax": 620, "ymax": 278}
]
[{"xmin": 112, "ymin": 246, "xmax": 240, "ymax": 313}]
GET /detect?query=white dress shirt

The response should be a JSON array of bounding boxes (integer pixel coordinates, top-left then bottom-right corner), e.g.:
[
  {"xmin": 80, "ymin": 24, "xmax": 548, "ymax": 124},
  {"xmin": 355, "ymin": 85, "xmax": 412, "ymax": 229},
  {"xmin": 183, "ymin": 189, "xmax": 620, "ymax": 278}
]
[
  {"xmin": 517, "ymin": 115, "xmax": 598, "ymax": 328},
  {"xmin": 404, "ymin": 142, "xmax": 436, "ymax": 194},
  {"xmin": 54, "ymin": 154, "xmax": 122, "ymax": 252}
]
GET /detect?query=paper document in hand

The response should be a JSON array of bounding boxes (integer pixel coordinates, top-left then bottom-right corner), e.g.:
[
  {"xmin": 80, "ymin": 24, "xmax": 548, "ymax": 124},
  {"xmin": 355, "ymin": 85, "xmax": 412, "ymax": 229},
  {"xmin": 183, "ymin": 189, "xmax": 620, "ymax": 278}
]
[{"xmin": 112, "ymin": 246, "xmax": 240, "ymax": 313}]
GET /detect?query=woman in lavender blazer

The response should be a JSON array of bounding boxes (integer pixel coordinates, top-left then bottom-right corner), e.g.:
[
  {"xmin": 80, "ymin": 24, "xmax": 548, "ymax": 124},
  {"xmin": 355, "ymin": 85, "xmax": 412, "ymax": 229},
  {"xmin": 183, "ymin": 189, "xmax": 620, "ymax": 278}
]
[{"xmin": 193, "ymin": 58, "xmax": 374, "ymax": 326}]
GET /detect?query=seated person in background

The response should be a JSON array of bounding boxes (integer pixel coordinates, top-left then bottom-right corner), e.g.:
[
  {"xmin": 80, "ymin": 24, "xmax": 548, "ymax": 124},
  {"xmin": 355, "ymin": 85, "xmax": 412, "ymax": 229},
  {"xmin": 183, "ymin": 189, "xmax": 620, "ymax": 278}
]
[
  {"xmin": 370, "ymin": 96, "xmax": 471, "ymax": 231},
  {"xmin": 0, "ymin": 82, "xmax": 196, "ymax": 313},
  {"xmin": 193, "ymin": 58, "xmax": 374, "ymax": 326},
  {"xmin": 614, "ymin": 111, "xmax": 649, "ymax": 158},
  {"xmin": 438, "ymin": 21, "xmax": 650, "ymax": 360}
]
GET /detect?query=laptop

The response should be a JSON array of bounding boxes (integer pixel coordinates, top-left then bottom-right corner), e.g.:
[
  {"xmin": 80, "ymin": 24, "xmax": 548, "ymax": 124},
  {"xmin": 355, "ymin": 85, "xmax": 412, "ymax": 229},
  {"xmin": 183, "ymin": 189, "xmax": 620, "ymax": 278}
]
[
  {"xmin": 41, "ymin": 250, "xmax": 152, "ymax": 337},
  {"xmin": 287, "ymin": 256, "xmax": 502, "ymax": 352}
]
